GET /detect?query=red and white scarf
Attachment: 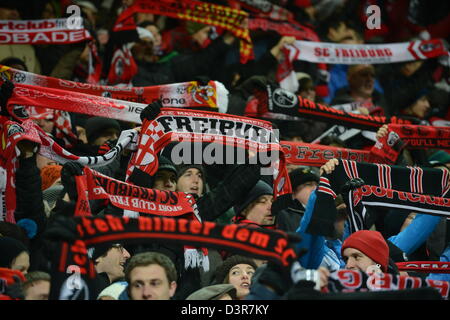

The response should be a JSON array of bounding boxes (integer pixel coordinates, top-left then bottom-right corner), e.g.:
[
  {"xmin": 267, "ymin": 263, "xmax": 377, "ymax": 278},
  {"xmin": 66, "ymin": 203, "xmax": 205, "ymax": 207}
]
[
  {"xmin": 228, "ymin": 0, "xmax": 294, "ymax": 21},
  {"xmin": 128, "ymin": 108, "xmax": 291, "ymax": 199},
  {"xmin": 0, "ymin": 18, "xmax": 92, "ymax": 45},
  {"xmin": 396, "ymin": 261, "xmax": 450, "ymax": 274},
  {"xmin": 289, "ymin": 39, "xmax": 449, "ymax": 64},
  {"xmin": 1, "ymin": 66, "xmax": 229, "ymax": 112}
]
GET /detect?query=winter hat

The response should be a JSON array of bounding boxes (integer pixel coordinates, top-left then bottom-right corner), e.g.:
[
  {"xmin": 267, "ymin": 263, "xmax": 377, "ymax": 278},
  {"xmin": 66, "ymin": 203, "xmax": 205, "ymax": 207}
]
[
  {"xmin": 87, "ymin": 243, "xmax": 116, "ymax": 261},
  {"xmin": 289, "ymin": 167, "xmax": 319, "ymax": 191},
  {"xmin": 214, "ymin": 255, "xmax": 258, "ymax": 284},
  {"xmin": 233, "ymin": 180, "xmax": 273, "ymax": 217},
  {"xmin": 0, "ymin": 236, "xmax": 29, "ymax": 268},
  {"xmin": 158, "ymin": 155, "xmax": 178, "ymax": 177},
  {"xmin": 85, "ymin": 117, "xmax": 121, "ymax": 144},
  {"xmin": 428, "ymin": 150, "xmax": 450, "ymax": 165},
  {"xmin": 186, "ymin": 21, "xmax": 208, "ymax": 35},
  {"xmin": 341, "ymin": 230, "xmax": 389, "ymax": 272},
  {"xmin": 176, "ymin": 164, "xmax": 206, "ymax": 185},
  {"xmin": 40, "ymin": 165, "xmax": 62, "ymax": 190},
  {"xmin": 186, "ymin": 284, "xmax": 237, "ymax": 300}
]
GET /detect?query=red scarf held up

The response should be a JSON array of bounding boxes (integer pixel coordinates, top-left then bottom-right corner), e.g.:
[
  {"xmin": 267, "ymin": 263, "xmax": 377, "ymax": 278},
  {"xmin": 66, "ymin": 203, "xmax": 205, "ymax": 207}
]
[
  {"xmin": 396, "ymin": 261, "xmax": 450, "ymax": 274},
  {"xmin": 114, "ymin": 0, "xmax": 254, "ymax": 64}
]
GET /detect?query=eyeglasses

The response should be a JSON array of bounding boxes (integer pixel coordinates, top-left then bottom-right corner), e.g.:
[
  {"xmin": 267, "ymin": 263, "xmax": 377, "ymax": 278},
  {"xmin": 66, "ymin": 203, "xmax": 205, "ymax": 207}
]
[{"xmin": 111, "ymin": 243, "xmax": 125, "ymax": 253}]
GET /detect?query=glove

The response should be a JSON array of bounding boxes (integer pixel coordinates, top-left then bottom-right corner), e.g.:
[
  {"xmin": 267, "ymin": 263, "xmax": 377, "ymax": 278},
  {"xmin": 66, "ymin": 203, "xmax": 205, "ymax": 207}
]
[
  {"xmin": 194, "ymin": 75, "xmax": 210, "ymax": 86},
  {"xmin": 97, "ymin": 139, "xmax": 116, "ymax": 155},
  {"xmin": 4, "ymin": 275, "xmax": 25, "ymax": 300},
  {"xmin": 44, "ymin": 213, "xmax": 79, "ymax": 243},
  {"xmin": 257, "ymin": 232, "xmax": 303, "ymax": 295},
  {"xmin": 61, "ymin": 162, "xmax": 84, "ymax": 201},
  {"xmin": 340, "ymin": 177, "xmax": 365, "ymax": 194},
  {"xmin": 140, "ymin": 100, "xmax": 162, "ymax": 123},
  {"xmin": 0, "ymin": 79, "xmax": 14, "ymax": 113}
]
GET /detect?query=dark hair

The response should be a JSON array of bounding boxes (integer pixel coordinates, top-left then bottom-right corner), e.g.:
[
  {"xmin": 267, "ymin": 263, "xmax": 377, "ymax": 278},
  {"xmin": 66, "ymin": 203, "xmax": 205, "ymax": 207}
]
[
  {"xmin": 125, "ymin": 251, "xmax": 177, "ymax": 284},
  {"xmin": 0, "ymin": 57, "xmax": 28, "ymax": 71}
]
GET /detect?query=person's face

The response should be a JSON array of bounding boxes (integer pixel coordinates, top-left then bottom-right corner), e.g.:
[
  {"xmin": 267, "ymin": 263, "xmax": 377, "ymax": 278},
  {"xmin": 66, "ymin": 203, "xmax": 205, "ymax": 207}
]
[
  {"xmin": 342, "ymin": 247, "xmax": 377, "ymax": 273},
  {"xmin": 36, "ymin": 154, "xmax": 58, "ymax": 170},
  {"xmin": 407, "ymin": 96, "xmax": 430, "ymax": 119},
  {"xmin": 92, "ymin": 128, "xmax": 119, "ymax": 146},
  {"xmin": 11, "ymin": 251, "xmax": 30, "ymax": 275},
  {"xmin": 153, "ymin": 169, "xmax": 177, "ymax": 192},
  {"xmin": 176, "ymin": 168, "xmax": 204, "ymax": 196},
  {"xmin": 401, "ymin": 61, "xmax": 423, "ymax": 77},
  {"xmin": 348, "ymin": 67, "xmax": 375, "ymax": 98},
  {"xmin": 25, "ymin": 280, "xmax": 50, "ymax": 300},
  {"xmin": 96, "ymin": 244, "xmax": 131, "ymax": 283},
  {"xmin": 299, "ymin": 86, "xmax": 316, "ymax": 101},
  {"xmin": 227, "ymin": 264, "xmax": 255, "ymax": 299},
  {"xmin": 34, "ymin": 118, "xmax": 54, "ymax": 134},
  {"xmin": 244, "ymin": 195, "xmax": 274, "ymax": 225},
  {"xmin": 146, "ymin": 25, "xmax": 161, "ymax": 48},
  {"xmin": 191, "ymin": 26, "xmax": 211, "ymax": 47},
  {"xmin": 129, "ymin": 264, "xmax": 176, "ymax": 300},
  {"xmin": 294, "ymin": 181, "xmax": 318, "ymax": 206}
]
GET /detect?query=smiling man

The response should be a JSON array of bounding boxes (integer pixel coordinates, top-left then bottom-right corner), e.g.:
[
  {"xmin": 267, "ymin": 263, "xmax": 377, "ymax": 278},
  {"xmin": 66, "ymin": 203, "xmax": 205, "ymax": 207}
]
[{"xmin": 89, "ymin": 243, "xmax": 131, "ymax": 288}]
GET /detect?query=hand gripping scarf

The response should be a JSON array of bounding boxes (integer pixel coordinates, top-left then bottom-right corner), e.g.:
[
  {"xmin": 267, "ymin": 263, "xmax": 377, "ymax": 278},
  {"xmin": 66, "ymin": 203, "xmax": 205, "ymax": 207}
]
[
  {"xmin": 290, "ymin": 39, "xmax": 449, "ymax": 64},
  {"xmin": 249, "ymin": 85, "xmax": 412, "ymax": 131},
  {"xmin": 0, "ymin": 66, "xmax": 229, "ymax": 113},
  {"xmin": 127, "ymin": 108, "xmax": 292, "ymax": 199},
  {"xmin": 114, "ymin": 0, "xmax": 253, "ymax": 64},
  {"xmin": 0, "ymin": 117, "xmax": 138, "ymax": 223},
  {"xmin": 307, "ymin": 160, "xmax": 450, "ymax": 237},
  {"xmin": 326, "ymin": 269, "xmax": 449, "ymax": 300}
]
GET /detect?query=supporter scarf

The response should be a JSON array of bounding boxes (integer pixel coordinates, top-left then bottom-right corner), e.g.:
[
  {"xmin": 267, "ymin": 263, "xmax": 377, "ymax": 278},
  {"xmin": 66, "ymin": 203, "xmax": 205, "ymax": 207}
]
[
  {"xmin": 0, "ymin": 118, "xmax": 137, "ymax": 223},
  {"xmin": 369, "ymin": 129, "xmax": 406, "ymax": 165},
  {"xmin": 127, "ymin": 108, "xmax": 292, "ymax": 199},
  {"xmin": 396, "ymin": 261, "xmax": 450, "ymax": 274},
  {"xmin": 49, "ymin": 240, "xmax": 101, "ymax": 300},
  {"xmin": 1, "ymin": 66, "xmax": 228, "ymax": 112},
  {"xmin": 326, "ymin": 269, "xmax": 449, "ymax": 299},
  {"xmin": 307, "ymin": 160, "xmax": 450, "ymax": 236},
  {"xmin": 0, "ymin": 117, "xmax": 41, "ymax": 223},
  {"xmin": 388, "ymin": 124, "xmax": 450, "ymax": 151},
  {"xmin": 114, "ymin": 0, "xmax": 253, "ymax": 64},
  {"xmin": 107, "ymin": 44, "xmax": 138, "ymax": 85},
  {"xmin": 0, "ymin": 268, "xmax": 26, "ymax": 300},
  {"xmin": 251, "ymin": 85, "xmax": 412, "ymax": 131},
  {"xmin": 248, "ymin": 18, "xmax": 319, "ymax": 41},
  {"xmin": 0, "ymin": 18, "xmax": 92, "ymax": 45},
  {"xmin": 75, "ymin": 215, "xmax": 298, "ymax": 267},
  {"xmin": 77, "ymin": 166, "xmax": 199, "ymax": 218},
  {"xmin": 291, "ymin": 39, "xmax": 448, "ymax": 64},
  {"xmin": 228, "ymin": 0, "xmax": 294, "ymax": 21},
  {"xmin": 281, "ymin": 141, "xmax": 372, "ymax": 167}
]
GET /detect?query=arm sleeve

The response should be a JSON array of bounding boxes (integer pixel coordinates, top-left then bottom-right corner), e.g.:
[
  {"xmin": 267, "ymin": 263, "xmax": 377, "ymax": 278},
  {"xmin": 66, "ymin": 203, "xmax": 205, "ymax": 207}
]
[
  {"xmin": 388, "ymin": 213, "xmax": 441, "ymax": 255},
  {"xmin": 295, "ymin": 190, "xmax": 326, "ymax": 269}
]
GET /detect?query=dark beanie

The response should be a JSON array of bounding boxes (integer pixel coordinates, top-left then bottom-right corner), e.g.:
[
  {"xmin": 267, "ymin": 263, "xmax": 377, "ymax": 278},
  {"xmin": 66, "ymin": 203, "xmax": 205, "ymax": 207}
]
[
  {"xmin": 87, "ymin": 243, "xmax": 115, "ymax": 261},
  {"xmin": 158, "ymin": 155, "xmax": 178, "ymax": 177},
  {"xmin": 176, "ymin": 164, "xmax": 206, "ymax": 185},
  {"xmin": 289, "ymin": 167, "xmax": 319, "ymax": 191},
  {"xmin": 85, "ymin": 117, "xmax": 121, "ymax": 144},
  {"xmin": 341, "ymin": 230, "xmax": 389, "ymax": 272},
  {"xmin": 233, "ymin": 180, "xmax": 273, "ymax": 217},
  {"xmin": 0, "ymin": 236, "xmax": 28, "ymax": 268},
  {"xmin": 214, "ymin": 255, "xmax": 258, "ymax": 284}
]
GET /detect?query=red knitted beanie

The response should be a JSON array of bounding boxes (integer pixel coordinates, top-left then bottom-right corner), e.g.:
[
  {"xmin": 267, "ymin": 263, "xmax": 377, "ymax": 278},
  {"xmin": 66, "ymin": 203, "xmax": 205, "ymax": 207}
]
[{"xmin": 341, "ymin": 230, "xmax": 389, "ymax": 272}]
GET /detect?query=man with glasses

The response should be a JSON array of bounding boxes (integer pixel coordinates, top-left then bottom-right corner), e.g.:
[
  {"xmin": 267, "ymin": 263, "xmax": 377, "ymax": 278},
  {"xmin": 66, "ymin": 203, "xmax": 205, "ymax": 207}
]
[{"xmin": 88, "ymin": 243, "xmax": 131, "ymax": 290}]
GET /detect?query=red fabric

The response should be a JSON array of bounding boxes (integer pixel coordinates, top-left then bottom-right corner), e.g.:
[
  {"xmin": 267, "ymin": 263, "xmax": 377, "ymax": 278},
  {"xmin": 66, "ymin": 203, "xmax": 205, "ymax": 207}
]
[{"xmin": 341, "ymin": 230, "xmax": 389, "ymax": 272}]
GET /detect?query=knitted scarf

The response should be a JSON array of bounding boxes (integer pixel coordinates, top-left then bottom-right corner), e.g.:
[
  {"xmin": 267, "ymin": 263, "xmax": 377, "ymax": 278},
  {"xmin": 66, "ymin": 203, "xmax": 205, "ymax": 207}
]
[
  {"xmin": 281, "ymin": 141, "xmax": 373, "ymax": 167},
  {"xmin": 114, "ymin": 0, "xmax": 253, "ymax": 64},
  {"xmin": 228, "ymin": 0, "xmax": 294, "ymax": 21},
  {"xmin": 396, "ymin": 261, "xmax": 450, "ymax": 274},
  {"xmin": 127, "ymin": 108, "xmax": 291, "ymax": 199},
  {"xmin": 290, "ymin": 39, "xmax": 449, "ymax": 64},
  {"xmin": 0, "ymin": 117, "xmax": 137, "ymax": 223},
  {"xmin": 326, "ymin": 269, "xmax": 449, "ymax": 299},
  {"xmin": 250, "ymin": 85, "xmax": 412, "ymax": 131},
  {"xmin": 307, "ymin": 160, "xmax": 450, "ymax": 236},
  {"xmin": 0, "ymin": 18, "xmax": 92, "ymax": 45},
  {"xmin": 1, "ymin": 66, "xmax": 228, "ymax": 112},
  {"xmin": 387, "ymin": 124, "xmax": 450, "ymax": 151}
]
